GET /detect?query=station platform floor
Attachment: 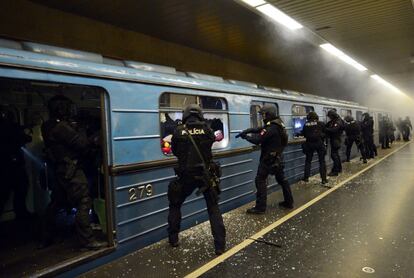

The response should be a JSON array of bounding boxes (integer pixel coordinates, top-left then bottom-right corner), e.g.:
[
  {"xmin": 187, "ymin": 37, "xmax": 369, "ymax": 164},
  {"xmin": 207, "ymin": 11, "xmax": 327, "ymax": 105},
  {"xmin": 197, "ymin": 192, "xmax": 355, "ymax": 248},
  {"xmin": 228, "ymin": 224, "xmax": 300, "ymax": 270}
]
[{"xmin": 83, "ymin": 141, "xmax": 413, "ymax": 278}]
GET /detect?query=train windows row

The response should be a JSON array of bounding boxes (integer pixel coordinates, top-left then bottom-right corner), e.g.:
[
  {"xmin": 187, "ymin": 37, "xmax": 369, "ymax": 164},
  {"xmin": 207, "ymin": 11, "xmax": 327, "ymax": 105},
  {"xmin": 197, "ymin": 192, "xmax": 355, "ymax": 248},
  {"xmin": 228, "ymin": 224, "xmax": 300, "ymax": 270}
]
[{"xmin": 158, "ymin": 92, "xmax": 370, "ymax": 155}]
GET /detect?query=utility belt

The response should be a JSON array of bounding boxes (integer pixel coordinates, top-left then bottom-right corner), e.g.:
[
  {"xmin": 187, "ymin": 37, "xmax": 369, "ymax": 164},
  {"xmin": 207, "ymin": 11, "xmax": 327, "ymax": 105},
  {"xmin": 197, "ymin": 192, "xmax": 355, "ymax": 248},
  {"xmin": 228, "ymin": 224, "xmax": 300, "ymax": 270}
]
[
  {"xmin": 263, "ymin": 152, "xmax": 283, "ymax": 174},
  {"xmin": 174, "ymin": 161, "xmax": 222, "ymax": 196}
]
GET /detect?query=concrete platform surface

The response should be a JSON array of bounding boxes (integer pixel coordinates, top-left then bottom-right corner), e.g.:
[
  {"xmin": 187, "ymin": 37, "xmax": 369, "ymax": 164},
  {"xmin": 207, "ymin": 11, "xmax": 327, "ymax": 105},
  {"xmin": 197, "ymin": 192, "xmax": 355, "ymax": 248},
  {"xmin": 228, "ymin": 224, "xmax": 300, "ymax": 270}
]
[{"xmin": 83, "ymin": 142, "xmax": 411, "ymax": 278}]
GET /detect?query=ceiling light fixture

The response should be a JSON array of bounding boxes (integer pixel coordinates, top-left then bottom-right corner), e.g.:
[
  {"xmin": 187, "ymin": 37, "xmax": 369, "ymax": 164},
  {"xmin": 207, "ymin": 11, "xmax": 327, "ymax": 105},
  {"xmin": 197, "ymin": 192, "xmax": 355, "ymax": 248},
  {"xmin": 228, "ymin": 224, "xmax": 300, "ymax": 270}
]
[
  {"xmin": 320, "ymin": 43, "xmax": 367, "ymax": 71},
  {"xmin": 256, "ymin": 4, "xmax": 303, "ymax": 30},
  {"xmin": 370, "ymin": 75, "xmax": 403, "ymax": 94},
  {"xmin": 240, "ymin": 0, "xmax": 267, "ymax": 8}
]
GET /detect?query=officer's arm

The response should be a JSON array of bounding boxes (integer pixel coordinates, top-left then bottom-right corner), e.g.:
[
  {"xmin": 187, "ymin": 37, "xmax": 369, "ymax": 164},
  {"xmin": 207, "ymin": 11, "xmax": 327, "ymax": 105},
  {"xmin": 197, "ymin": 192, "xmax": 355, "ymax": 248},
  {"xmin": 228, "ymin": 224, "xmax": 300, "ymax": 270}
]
[
  {"xmin": 171, "ymin": 128, "xmax": 182, "ymax": 157},
  {"xmin": 325, "ymin": 121, "xmax": 341, "ymax": 133},
  {"xmin": 52, "ymin": 121, "xmax": 90, "ymax": 152},
  {"xmin": 245, "ymin": 126, "xmax": 277, "ymax": 145}
]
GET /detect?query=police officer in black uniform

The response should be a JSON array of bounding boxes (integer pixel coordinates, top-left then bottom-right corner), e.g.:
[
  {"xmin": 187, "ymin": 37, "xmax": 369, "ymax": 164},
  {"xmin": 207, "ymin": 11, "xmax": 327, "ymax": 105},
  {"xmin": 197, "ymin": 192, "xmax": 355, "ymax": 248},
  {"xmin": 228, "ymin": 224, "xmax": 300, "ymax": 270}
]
[
  {"xmin": 300, "ymin": 111, "xmax": 327, "ymax": 184},
  {"xmin": 361, "ymin": 113, "xmax": 377, "ymax": 158},
  {"xmin": 325, "ymin": 110, "xmax": 343, "ymax": 176},
  {"xmin": 0, "ymin": 109, "xmax": 32, "ymax": 219},
  {"xmin": 344, "ymin": 115, "xmax": 367, "ymax": 163},
  {"xmin": 41, "ymin": 95, "xmax": 106, "ymax": 250},
  {"xmin": 237, "ymin": 104, "xmax": 293, "ymax": 213},
  {"xmin": 402, "ymin": 116, "xmax": 412, "ymax": 141},
  {"xmin": 167, "ymin": 104, "xmax": 226, "ymax": 255}
]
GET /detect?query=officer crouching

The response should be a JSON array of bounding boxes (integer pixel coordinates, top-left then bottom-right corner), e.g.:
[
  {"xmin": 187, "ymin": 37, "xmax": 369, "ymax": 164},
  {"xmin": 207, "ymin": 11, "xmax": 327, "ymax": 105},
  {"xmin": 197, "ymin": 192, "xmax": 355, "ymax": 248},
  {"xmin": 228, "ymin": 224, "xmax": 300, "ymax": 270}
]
[
  {"xmin": 41, "ymin": 95, "xmax": 107, "ymax": 250},
  {"xmin": 237, "ymin": 104, "xmax": 293, "ymax": 214},
  {"xmin": 299, "ymin": 111, "xmax": 328, "ymax": 184},
  {"xmin": 167, "ymin": 104, "xmax": 226, "ymax": 255}
]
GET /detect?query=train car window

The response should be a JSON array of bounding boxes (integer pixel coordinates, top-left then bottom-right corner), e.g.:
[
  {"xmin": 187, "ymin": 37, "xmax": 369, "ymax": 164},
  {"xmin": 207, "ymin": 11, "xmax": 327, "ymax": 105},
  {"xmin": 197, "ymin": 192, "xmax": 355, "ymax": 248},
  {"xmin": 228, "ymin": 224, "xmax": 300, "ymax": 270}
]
[
  {"xmin": 340, "ymin": 109, "xmax": 352, "ymax": 118},
  {"xmin": 159, "ymin": 92, "xmax": 228, "ymax": 155},
  {"xmin": 292, "ymin": 104, "xmax": 314, "ymax": 136},
  {"xmin": 250, "ymin": 102, "xmax": 279, "ymax": 128},
  {"xmin": 356, "ymin": 111, "xmax": 363, "ymax": 121}
]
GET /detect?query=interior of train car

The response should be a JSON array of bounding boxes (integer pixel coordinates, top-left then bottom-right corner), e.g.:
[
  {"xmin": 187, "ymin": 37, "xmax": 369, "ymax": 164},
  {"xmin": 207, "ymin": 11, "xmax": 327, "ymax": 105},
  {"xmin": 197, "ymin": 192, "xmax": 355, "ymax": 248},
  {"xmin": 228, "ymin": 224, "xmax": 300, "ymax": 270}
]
[{"xmin": 0, "ymin": 77, "xmax": 110, "ymax": 276}]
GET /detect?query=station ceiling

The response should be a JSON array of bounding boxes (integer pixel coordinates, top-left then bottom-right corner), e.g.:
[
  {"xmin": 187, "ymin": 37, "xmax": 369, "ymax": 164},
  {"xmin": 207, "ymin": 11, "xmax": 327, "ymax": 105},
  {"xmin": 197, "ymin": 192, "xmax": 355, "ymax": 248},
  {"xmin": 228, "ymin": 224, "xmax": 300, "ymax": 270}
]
[{"xmin": 30, "ymin": 0, "xmax": 414, "ymax": 96}]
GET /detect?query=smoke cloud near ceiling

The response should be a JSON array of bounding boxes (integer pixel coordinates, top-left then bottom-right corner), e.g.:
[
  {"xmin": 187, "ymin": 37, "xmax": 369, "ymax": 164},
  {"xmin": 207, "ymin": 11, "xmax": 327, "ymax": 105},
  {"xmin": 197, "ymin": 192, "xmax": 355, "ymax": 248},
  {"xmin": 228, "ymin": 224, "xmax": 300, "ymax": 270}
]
[{"xmin": 259, "ymin": 16, "xmax": 414, "ymax": 119}]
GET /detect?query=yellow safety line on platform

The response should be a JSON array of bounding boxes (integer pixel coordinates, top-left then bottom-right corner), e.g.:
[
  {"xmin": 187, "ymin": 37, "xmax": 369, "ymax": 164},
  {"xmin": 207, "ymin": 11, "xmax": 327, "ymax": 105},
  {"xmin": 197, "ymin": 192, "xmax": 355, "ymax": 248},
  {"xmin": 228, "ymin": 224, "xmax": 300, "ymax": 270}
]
[{"xmin": 185, "ymin": 142, "xmax": 411, "ymax": 278}]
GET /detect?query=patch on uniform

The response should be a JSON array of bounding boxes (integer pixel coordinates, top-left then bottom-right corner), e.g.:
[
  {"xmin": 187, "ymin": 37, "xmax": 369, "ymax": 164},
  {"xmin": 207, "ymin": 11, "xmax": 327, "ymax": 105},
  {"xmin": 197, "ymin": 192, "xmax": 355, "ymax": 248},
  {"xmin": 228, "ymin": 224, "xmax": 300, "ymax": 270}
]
[{"xmin": 260, "ymin": 129, "xmax": 267, "ymax": 136}]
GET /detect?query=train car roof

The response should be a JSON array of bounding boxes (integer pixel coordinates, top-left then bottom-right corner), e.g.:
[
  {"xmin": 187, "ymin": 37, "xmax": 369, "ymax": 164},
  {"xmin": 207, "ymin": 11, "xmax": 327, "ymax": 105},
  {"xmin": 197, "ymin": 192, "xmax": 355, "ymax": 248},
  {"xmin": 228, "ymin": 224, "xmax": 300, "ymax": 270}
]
[{"xmin": 0, "ymin": 39, "xmax": 368, "ymax": 110}]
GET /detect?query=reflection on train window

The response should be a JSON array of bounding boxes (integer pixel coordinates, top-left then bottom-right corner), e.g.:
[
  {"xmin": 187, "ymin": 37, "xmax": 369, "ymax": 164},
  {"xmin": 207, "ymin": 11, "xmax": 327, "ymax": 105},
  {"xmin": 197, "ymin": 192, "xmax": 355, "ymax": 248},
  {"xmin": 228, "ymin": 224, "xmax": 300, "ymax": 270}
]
[
  {"xmin": 0, "ymin": 78, "xmax": 109, "ymax": 275},
  {"xmin": 340, "ymin": 109, "xmax": 352, "ymax": 118},
  {"xmin": 292, "ymin": 104, "xmax": 314, "ymax": 136},
  {"xmin": 250, "ymin": 101, "xmax": 279, "ymax": 128},
  {"xmin": 356, "ymin": 111, "xmax": 363, "ymax": 121},
  {"xmin": 159, "ymin": 92, "xmax": 228, "ymax": 155}
]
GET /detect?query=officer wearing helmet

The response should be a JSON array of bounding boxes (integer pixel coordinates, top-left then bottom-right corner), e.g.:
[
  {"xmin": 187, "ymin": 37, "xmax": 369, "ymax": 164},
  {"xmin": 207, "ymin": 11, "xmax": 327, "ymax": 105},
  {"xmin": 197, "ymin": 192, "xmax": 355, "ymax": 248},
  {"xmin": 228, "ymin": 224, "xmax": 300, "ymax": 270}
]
[
  {"xmin": 325, "ymin": 110, "xmax": 344, "ymax": 176},
  {"xmin": 167, "ymin": 104, "xmax": 226, "ymax": 255},
  {"xmin": 41, "ymin": 95, "xmax": 106, "ymax": 250},
  {"xmin": 344, "ymin": 115, "xmax": 366, "ymax": 163},
  {"xmin": 237, "ymin": 104, "xmax": 293, "ymax": 213},
  {"xmin": 360, "ymin": 113, "xmax": 377, "ymax": 158},
  {"xmin": 299, "ymin": 111, "xmax": 327, "ymax": 184}
]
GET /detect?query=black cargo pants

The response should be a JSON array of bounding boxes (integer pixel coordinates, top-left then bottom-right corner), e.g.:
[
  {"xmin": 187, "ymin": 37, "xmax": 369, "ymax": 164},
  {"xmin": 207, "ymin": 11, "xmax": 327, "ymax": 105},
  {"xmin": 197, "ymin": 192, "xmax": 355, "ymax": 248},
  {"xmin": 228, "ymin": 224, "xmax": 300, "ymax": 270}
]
[
  {"xmin": 44, "ymin": 168, "xmax": 94, "ymax": 246},
  {"xmin": 303, "ymin": 141, "xmax": 327, "ymax": 181},
  {"xmin": 167, "ymin": 174, "xmax": 226, "ymax": 251},
  {"xmin": 255, "ymin": 159, "xmax": 293, "ymax": 211}
]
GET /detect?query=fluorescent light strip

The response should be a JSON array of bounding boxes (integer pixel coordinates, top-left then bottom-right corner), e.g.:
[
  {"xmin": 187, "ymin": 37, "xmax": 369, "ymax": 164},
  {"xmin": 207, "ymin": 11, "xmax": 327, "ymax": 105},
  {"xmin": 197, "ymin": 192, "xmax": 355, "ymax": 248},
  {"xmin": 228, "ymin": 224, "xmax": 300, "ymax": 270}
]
[
  {"xmin": 240, "ymin": 0, "xmax": 267, "ymax": 7},
  {"xmin": 320, "ymin": 43, "xmax": 367, "ymax": 71},
  {"xmin": 370, "ymin": 75, "xmax": 403, "ymax": 94},
  {"xmin": 256, "ymin": 4, "xmax": 303, "ymax": 30}
]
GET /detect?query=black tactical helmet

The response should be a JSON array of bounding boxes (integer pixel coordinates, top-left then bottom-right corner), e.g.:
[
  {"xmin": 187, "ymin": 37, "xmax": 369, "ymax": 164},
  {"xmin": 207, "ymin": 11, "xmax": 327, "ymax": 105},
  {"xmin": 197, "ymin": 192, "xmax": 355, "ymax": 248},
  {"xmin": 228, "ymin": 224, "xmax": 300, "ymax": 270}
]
[
  {"xmin": 307, "ymin": 111, "xmax": 319, "ymax": 121},
  {"xmin": 260, "ymin": 104, "xmax": 277, "ymax": 121},
  {"xmin": 327, "ymin": 109, "xmax": 338, "ymax": 119},
  {"xmin": 47, "ymin": 95, "xmax": 73, "ymax": 120},
  {"xmin": 344, "ymin": 115, "xmax": 354, "ymax": 122},
  {"xmin": 182, "ymin": 104, "xmax": 204, "ymax": 123}
]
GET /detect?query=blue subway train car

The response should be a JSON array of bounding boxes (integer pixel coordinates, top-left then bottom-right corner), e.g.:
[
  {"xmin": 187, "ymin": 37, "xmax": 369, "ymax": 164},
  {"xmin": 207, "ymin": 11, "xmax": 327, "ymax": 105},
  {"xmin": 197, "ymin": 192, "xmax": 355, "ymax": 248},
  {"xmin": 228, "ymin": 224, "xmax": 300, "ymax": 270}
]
[{"xmin": 0, "ymin": 38, "xmax": 389, "ymax": 277}]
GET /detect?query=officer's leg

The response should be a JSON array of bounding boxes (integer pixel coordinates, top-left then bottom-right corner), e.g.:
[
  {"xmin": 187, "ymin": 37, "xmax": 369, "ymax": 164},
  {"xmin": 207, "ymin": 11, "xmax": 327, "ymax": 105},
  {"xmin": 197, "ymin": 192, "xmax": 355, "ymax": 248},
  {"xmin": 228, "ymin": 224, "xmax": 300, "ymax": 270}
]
[
  {"xmin": 167, "ymin": 179, "xmax": 184, "ymax": 244},
  {"xmin": 371, "ymin": 137, "xmax": 378, "ymax": 156},
  {"xmin": 203, "ymin": 186, "xmax": 226, "ymax": 253},
  {"xmin": 345, "ymin": 138, "xmax": 353, "ymax": 162},
  {"xmin": 167, "ymin": 178, "xmax": 193, "ymax": 245},
  {"xmin": 330, "ymin": 146, "xmax": 341, "ymax": 174},
  {"xmin": 0, "ymin": 170, "xmax": 13, "ymax": 216},
  {"xmin": 65, "ymin": 170, "xmax": 95, "ymax": 246},
  {"xmin": 254, "ymin": 162, "xmax": 269, "ymax": 211},
  {"xmin": 274, "ymin": 166, "xmax": 294, "ymax": 207},
  {"xmin": 316, "ymin": 144, "xmax": 327, "ymax": 182},
  {"xmin": 12, "ymin": 165, "xmax": 30, "ymax": 219},
  {"xmin": 304, "ymin": 148, "xmax": 314, "ymax": 181}
]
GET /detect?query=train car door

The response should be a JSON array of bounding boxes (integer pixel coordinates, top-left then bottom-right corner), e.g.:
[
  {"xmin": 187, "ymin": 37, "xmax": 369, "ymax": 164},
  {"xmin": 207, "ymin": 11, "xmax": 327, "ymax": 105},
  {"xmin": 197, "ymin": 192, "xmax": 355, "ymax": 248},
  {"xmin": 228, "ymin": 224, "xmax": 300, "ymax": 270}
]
[{"xmin": 0, "ymin": 76, "xmax": 113, "ymax": 277}]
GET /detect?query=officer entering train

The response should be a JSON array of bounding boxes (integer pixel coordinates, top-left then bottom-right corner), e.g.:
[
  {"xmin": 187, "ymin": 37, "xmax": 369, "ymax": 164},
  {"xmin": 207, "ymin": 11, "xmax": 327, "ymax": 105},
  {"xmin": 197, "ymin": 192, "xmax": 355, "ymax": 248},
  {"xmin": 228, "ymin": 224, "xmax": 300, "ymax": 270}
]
[
  {"xmin": 0, "ymin": 109, "xmax": 32, "ymax": 219},
  {"xmin": 236, "ymin": 104, "xmax": 293, "ymax": 213},
  {"xmin": 325, "ymin": 110, "xmax": 344, "ymax": 176},
  {"xmin": 344, "ymin": 115, "xmax": 367, "ymax": 163},
  {"xmin": 299, "ymin": 111, "xmax": 328, "ymax": 184},
  {"xmin": 40, "ymin": 95, "xmax": 106, "ymax": 250},
  {"xmin": 167, "ymin": 104, "xmax": 226, "ymax": 255}
]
